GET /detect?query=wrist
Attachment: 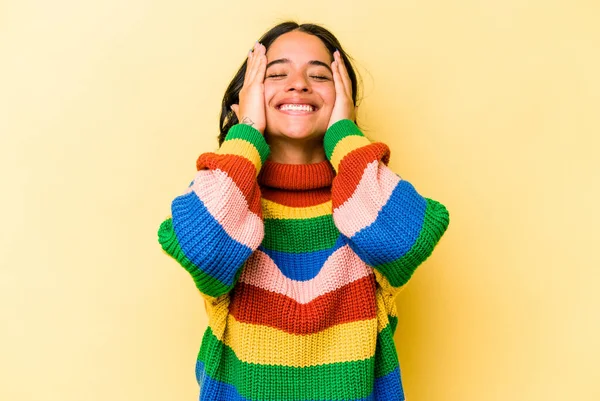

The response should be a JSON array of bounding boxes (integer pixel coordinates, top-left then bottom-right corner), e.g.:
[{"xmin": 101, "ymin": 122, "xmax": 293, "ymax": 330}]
[
  {"xmin": 239, "ymin": 117, "xmax": 264, "ymax": 135},
  {"xmin": 324, "ymin": 120, "xmax": 371, "ymax": 172}
]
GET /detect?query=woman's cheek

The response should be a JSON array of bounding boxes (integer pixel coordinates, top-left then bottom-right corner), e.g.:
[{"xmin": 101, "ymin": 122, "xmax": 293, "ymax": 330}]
[
  {"xmin": 321, "ymin": 82, "xmax": 336, "ymax": 104},
  {"xmin": 263, "ymin": 85, "xmax": 273, "ymax": 103},
  {"xmin": 322, "ymin": 88, "xmax": 337, "ymax": 113},
  {"xmin": 263, "ymin": 79, "xmax": 275, "ymax": 95}
]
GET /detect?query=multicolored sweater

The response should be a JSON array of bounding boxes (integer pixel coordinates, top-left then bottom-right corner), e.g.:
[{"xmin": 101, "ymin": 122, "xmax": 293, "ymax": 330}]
[{"xmin": 157, "ymin": 119, "xmax": 450, "ymax": 401}]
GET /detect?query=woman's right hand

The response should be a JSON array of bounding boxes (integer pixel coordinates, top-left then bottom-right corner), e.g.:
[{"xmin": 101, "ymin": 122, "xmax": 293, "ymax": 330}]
[{"xmin": 230, "ymin": 42, "xmax": 267, "ymax": 134}]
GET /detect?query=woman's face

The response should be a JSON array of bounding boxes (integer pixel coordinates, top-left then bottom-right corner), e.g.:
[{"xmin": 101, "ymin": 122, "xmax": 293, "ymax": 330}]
[{"xmin": 263, "ymin": 31, "xmax": 336, "ymax": 142}]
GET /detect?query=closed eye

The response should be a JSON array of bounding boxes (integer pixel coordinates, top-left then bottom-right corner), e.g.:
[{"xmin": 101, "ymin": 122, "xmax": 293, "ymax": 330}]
[
  {"xmin": 311, "ymin": 75, "xmax": 331, "ymax": 81},
  {"xmin": 266, "ymin": 74, "xmax": 286, "ymax": 79}
]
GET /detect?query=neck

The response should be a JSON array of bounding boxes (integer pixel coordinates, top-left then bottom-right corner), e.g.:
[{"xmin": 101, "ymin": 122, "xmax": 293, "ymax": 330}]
[{"xmin": 266, "ymin": 135, "xmax": 326, "ymax": 164}]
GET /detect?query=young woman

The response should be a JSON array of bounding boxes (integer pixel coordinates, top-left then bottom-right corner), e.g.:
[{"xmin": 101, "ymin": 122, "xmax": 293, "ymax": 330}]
[{"xmin": 158, "ymin": 21, "xmax": 450, "ymax": 401}]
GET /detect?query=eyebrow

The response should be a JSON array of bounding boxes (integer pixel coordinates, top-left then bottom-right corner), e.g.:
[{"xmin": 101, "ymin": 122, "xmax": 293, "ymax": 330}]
[{"xmin": 265, "ymin": 58, "xmax": 333, "ymax": 74}]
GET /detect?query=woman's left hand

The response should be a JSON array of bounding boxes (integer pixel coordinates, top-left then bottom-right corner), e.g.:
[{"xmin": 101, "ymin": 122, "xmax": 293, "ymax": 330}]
[{"xmin": 328, "ymin": 50, "xmax": 357, "ymax": 129}]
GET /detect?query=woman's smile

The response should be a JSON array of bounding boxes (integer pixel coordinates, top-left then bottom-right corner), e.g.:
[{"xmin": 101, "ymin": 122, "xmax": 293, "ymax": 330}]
[{"xmin": 263, "ymin": 31, "xmax": 336, "ymax": 142}]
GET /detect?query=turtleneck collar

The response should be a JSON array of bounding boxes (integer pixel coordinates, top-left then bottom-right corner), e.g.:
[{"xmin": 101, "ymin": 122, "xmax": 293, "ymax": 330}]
[{"xmin": 258, "ymin": 159, "xmax": 335, "ymax": 190}]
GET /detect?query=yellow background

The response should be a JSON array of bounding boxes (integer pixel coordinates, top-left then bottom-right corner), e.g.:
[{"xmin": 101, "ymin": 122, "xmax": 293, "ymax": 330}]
[{"xmin": 1, "ymin": 0, "xmax": 599, "ymax": 400}]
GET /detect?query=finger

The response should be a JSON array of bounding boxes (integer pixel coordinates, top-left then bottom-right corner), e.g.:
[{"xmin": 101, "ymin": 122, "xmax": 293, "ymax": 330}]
[
  {"xmin": 256, "ymin": 45, "xmax": 267, "ymax": 83},
  {"xmin": 247, "ymin": 43, "xmax": 266, "ymax": 84},
  {"xmin": 245, "ymin": 42, "xmax": 262, "ymax": 84},
  {"xmin": 244, "ymin": 42, "xmax": 259, "ymax": 83},
  {"xmin": 243, "ymin": 44, "xmax": 256, "ymax": 81},
  {"xmin": 335, "ymin": 51, "xmax": 353, "ymax": 99},
  {"xmin": 335, "ymin": 51, "xmax": 352, "ymax": 98},
  {"xmin": 246, "ymin": 43, "xmax": 260, "ymax": 83},
  {"xmin": 331, "ymin": 60, "xmax": 345, "ymax": 97}
]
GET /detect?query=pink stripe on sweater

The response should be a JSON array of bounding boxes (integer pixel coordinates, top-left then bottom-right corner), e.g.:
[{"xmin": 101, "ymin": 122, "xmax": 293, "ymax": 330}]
[
  {"xmin": 333, "ymin": 161, "xmax": 400, "ymax": 238},
  {"xmin": 239, "ymin": 245, "xmax": 373, "ymax": 304},
  {"xmin": 190, "ymin": 169, "xmax": 263, "ymax": 248}
]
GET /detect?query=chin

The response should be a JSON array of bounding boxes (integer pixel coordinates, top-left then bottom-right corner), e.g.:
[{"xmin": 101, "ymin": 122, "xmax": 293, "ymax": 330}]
[
  {"xmin": 266, "ymin": 124, "xmax": 327, "ymax": 141},
  {"xmin": 268, "ymin": 130, "xmax": 324, "ymax": 142}
]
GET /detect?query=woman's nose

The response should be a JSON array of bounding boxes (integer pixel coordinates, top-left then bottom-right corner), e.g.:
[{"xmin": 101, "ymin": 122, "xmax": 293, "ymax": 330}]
[{"xmin": 285, "ymin": 72, "xmax": 311, "ymax": 92}]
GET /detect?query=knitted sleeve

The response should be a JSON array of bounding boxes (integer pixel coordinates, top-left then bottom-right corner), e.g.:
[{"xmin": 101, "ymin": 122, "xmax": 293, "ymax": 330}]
[
  {"xmin": 324, "ymin": 119, "xmax": 450, "ymax": 295},
  {"xmin": 157, "ymin": 124, "xmax": 270, "ymax": 299}
]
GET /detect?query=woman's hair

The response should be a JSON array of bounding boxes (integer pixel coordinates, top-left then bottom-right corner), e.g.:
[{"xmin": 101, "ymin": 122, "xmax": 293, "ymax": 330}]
[{"xmin": 218, "ymin": 21, "xmax": 361, "ymax": 145}]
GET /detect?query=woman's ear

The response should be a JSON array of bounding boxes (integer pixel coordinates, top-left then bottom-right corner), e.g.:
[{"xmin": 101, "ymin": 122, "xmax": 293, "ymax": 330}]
[{"xmin": 230, "ymin": 104, "xmax": 240, "ymax": 120}]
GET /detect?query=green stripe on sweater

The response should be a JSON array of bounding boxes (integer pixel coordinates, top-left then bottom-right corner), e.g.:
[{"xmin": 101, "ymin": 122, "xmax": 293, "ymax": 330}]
[
  {"xmin": 323, "ymin": 119, "xmax": 364, "ymax": 160},
  {"xmin": 224, "ymin": 124, "xmax": 270, "ymax": 165},
  {"xmin": 388, "ymin": 315, "xmax": 398, "ymax": 335},
  {"xmin": 197, "ymin": 323, "xmax": 399, "ymax": 401},
  {"xmin": 374, "ymin": 323, "xmax": 400, "ymax": 379},
  {"xmin": 158, "ymin": 218, "xmax": 238, "ymax": 298},
  {"xmin": 374, "ymin": 198, "xmax": 450, "ymax": 288},
  {"xmin": 262, "ymin": 215, "xmax": 339, "ymax": 253}
]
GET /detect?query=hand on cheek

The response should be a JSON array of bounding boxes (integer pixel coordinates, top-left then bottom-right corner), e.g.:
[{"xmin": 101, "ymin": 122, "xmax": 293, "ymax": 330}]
[
  {"xmin": 230, "ymin": 42, "xmax": 267, "ymax": 134},
  {"xmin": 327, "ymin": 50, "xmax": 356, "ymax": 129}
]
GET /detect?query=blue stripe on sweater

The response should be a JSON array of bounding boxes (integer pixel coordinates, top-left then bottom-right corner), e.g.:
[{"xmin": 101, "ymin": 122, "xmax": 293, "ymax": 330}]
[
  {"xmin": 258, "ymin": 236, "xmax": 346, "ymax": 281},
  {"xmin": 172, "ymin": 191, "xmax": 252, "ymax": 287},
  {"xmin": 195, "ymin": 361, "xmax": 404, "ymax": 401},
  {"xmin": 374, "ymin": 366, "xmax": 405, "ymax": 400},
  {"xmin": 349, "ymin": 180, "xmax": 427, "ymax": 267}
]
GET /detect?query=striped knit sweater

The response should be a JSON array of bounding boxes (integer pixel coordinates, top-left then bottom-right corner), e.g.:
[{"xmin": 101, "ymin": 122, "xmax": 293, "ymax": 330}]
[{"xmin": 157, "ymin": 119, "xmax": 450, "ymax": 401}]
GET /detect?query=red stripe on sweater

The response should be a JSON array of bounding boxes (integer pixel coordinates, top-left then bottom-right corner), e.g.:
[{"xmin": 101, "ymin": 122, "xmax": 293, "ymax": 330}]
[
  {"xmin": 260, "ymin": 187, "xmax": 332, "ymax": 207},
  {"xmin": 332, "ymin": 143, "xmax": 390, "ymax": 209},
  {"xmin": 228, "ymin": 274, "xmax": 378, "ymax": 335},
  {"xmin": 196, "ymin": 153, "xmax": 262, "ymax": 216}
]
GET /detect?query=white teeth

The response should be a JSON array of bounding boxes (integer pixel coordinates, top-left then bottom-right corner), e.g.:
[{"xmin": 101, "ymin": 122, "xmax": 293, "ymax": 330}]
[{"xmin": 279, "ymin": 104, "xmax": 314, "ymax": 112}]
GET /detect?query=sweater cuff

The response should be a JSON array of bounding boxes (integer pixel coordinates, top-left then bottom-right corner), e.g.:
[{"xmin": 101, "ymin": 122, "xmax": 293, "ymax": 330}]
[
  {"xmin": 324, "ymin": 119, "xmax": 372, "ymax": 172},
  {"xmin": 216, "ymin": 124, "xmax": 270, "ymax": 174}
]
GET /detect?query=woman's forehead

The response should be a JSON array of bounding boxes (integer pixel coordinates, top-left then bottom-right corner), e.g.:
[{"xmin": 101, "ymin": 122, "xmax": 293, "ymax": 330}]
[{"xmin": 266, "ymin": 31, "xmax": 332, "ymax": 63}]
